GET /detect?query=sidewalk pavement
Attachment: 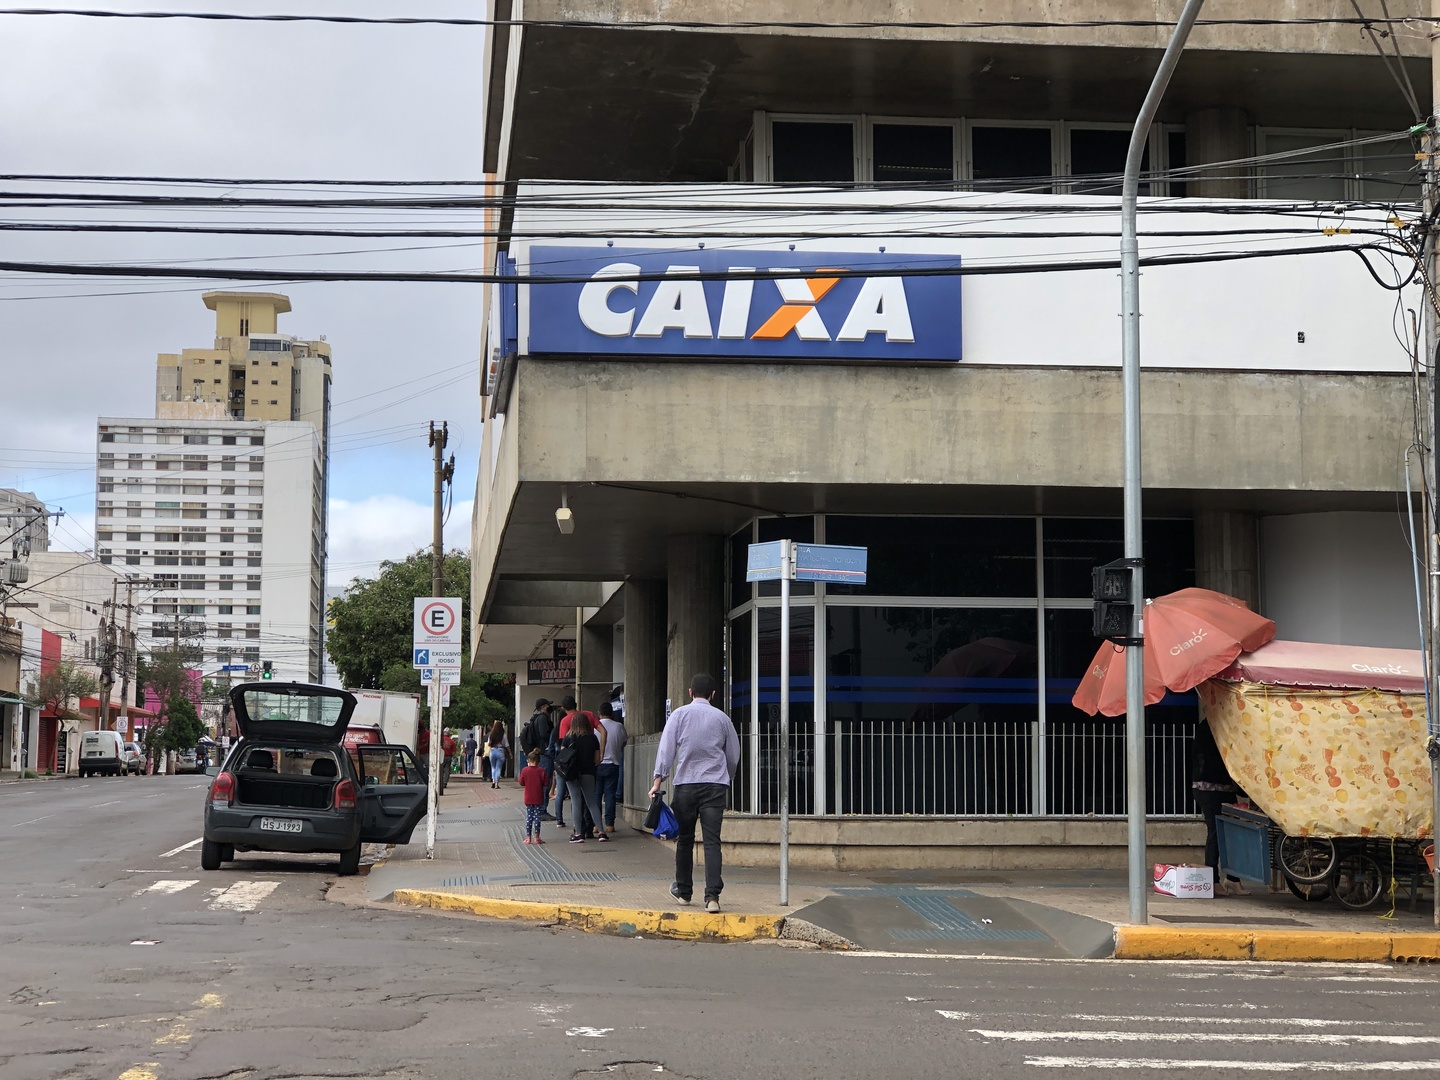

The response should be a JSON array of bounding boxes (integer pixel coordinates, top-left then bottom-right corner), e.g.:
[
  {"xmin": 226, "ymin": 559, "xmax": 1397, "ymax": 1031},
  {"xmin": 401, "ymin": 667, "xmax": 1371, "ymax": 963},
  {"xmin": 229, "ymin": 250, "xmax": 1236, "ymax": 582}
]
[{"xmin": 340, "ymin": 775, "xmax": 1440, "ymax": 963}]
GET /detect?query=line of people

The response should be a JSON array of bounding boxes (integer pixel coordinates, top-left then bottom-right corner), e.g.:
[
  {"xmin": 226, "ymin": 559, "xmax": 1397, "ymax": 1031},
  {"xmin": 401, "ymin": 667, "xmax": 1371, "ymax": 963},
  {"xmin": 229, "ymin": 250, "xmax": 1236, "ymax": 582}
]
[{"xmin": 516, "ymin": 695, "xmax": 627, "ymax": 844}]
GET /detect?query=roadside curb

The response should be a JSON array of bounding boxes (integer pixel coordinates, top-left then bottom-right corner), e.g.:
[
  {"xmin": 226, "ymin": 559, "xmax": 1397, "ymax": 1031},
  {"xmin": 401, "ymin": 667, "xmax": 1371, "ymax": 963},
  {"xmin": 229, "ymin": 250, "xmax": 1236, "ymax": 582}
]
[
  {"xmin": 1114, "ymin": 926, "xmax": 1440, "ymax": 963},
  {"xmin": 391, "ymin": 888, "xmax": 786, "ymax": 943}
]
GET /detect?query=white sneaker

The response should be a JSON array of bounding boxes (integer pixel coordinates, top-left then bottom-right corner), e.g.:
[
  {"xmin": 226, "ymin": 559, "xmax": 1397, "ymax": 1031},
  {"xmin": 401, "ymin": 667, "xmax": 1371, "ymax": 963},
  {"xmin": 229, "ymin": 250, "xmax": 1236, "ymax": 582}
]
[{"xmin": 706, "ymin": 899, "xmax": 720, "ymax": 914}]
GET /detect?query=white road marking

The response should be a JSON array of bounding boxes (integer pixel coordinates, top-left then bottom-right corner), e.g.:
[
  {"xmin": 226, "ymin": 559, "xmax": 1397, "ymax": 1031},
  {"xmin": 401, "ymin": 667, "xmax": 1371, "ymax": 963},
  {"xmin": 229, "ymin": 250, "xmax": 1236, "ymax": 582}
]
[
  {"xmin": 939, "ymin": 1010, "xmax": 1421, "ymax": 1029},
  {"xmin": 566, "ymin": 1027, "xmax": 614, "ymax": 1038},
  {"xmin": 1026, "ymin": 1059, "xmax": 1438, "ymax": 1072},
  {"xmin": 208, "ymin": 880, "xmax": 279, "ymax": 912},
  {"xmin": 141, "ymin": 880, "xmax": 198, "ymax": 896},
  {"xmin": 158, "ymin": 838, "xmax": 202, "ymax": 858},
  {"xmin": 974, "ymin": 1030, "xmax": 1440, "ymax": 1046},
  {"xmin": 10, "ymin": 814, "xmax": 54, "ymax": 827}
]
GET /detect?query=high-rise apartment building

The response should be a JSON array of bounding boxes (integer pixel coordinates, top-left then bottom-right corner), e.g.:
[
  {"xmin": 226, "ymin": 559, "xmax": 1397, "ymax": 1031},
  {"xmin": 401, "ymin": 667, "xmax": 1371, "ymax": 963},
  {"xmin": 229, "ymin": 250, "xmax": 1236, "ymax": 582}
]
[{"xmin": 96, "ymin": 292, "xmax": 330, "ymax": 682}]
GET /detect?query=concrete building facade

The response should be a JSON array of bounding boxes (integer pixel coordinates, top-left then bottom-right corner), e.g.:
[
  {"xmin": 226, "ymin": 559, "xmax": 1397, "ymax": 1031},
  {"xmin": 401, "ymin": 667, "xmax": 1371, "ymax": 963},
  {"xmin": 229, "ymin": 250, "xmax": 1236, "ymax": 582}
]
[
  {"xmin": 97, "ymin": 292, "xmax": 330, "ymax": 683},
  {"xmin": 471, "ymin": 2, "xmax": 1431, "ymax": 867}
]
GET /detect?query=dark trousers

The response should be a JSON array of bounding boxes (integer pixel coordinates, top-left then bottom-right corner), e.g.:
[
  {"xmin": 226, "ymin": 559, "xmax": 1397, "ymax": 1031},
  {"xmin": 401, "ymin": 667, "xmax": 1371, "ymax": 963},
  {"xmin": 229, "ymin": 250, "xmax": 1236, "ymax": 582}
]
[
  {"xmin": 596, "ymin": 762, "xmax": 620, "ymax": 828},
  {"xmin": 671, "ymin": 782, "xmax": 728, "ymax": 902},
  {"xmin": 1193, "ymin": 788, "xmax": 1239, "ymax": 882}
]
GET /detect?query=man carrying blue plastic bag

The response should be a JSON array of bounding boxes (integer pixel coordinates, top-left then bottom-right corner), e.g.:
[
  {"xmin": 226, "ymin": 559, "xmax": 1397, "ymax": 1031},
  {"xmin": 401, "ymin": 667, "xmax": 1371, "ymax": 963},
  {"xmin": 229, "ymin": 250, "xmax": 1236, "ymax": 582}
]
[{"xmin": 649, "ymin": 673, "xmax": 740, "ymax": 914}]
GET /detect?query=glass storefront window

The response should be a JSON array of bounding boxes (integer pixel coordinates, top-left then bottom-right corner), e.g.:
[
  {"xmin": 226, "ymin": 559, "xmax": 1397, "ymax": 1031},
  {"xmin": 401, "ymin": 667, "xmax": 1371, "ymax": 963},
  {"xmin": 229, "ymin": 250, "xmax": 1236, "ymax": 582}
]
[
  {"xmin": 826, "ymin": 516, "xmax": 1036, "ymax": 597},
  {"xmin": 756, "ymin": 606, "xmax": 815, "ymax": 814},
  {"xmin": 826, "ymin": 606, "xmax": 1036, "ymax": 814},
  {"xmin": 728, "ymin": 524, "xmax": 753, "ymax": 611},
  {"xmin": 1041, "ymin": 518, "xmax": 1194, "ymax": 599}
]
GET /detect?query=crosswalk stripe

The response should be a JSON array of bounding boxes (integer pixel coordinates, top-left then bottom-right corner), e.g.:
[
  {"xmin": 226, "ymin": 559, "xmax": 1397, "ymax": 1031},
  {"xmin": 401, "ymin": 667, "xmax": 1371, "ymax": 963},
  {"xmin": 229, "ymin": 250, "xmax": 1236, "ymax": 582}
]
[
  {"xmin": 938, "ymin": 1010, "xmax": 1421, "ymax": 1029},
  {"xmin": 974, "ymin": 1030, "xmax": 1440, "ymax": 1046},
  {"xmin": 1026, "ymin": 1058, "xmax": 1437, "ymax": 1072},
  {"xmin": 208, "ymin": 880, "xmax": 278, "ymax": 912},
  {"xmin": 142, "ymin": 880, "xmax": 198, "ymax": 895}
]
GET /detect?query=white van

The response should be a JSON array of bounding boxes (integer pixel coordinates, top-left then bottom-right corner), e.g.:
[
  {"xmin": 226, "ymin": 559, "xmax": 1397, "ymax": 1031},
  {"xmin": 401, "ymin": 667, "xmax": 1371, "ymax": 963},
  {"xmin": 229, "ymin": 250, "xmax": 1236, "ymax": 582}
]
[{"xmin": 79, "ymin": 730, "xmax": 125, "ymax": 777}]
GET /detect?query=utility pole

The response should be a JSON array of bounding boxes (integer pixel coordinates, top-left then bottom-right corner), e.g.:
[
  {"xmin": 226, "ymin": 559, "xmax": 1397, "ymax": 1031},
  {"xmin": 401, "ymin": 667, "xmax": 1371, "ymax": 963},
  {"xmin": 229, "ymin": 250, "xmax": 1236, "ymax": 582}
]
[
  {"xmin": 1119, "ymin": 0, "xmax": 1205, "ymax": 926},
  {"xmin": 425, "ymin": 421, "xmax": 454, "ymax": 858},
  {"xmin": 1426, "ymin": 0, "xmax": 1440, "ymax": 930}
]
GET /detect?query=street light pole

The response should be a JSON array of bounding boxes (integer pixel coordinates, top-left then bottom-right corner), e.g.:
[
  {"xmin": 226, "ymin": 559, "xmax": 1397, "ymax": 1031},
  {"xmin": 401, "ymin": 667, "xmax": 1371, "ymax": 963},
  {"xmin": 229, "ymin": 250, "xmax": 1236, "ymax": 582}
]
[{"xmin": 1121, "ymin": 0, "xmax": 1205, "ymax": 926}]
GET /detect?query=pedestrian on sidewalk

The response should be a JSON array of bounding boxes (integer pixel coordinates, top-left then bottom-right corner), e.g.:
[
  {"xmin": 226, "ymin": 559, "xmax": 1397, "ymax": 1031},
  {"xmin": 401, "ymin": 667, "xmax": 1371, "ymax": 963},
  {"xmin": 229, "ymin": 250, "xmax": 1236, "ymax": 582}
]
[
  {"xmin": 560, "ymin": 712, "xmax": 609, "ymax": 844},
  {"xmin": 486, "ymin": 720, "xmax": 509, "ymax": 788},
  {"xmin": 519, "ymin": 699, "xmax": 556, "ymax": 817},
  {"xmin": 597, "ymin": 701, "xmax": 627, "ymax": 832},
  {"xmin": 553, "ymin": 696, "xmax": 599, "ymax": 830},
  {"xmin": 650, "ymin": 672, "xmax": 740, "ymax": 913},
  {"xmin": 519, "ymin": 748, "xmax": 547, "ymax": 844},
  {"xmin": 463, "ymin": 732, "xmax": 478, "ymax": 775}
]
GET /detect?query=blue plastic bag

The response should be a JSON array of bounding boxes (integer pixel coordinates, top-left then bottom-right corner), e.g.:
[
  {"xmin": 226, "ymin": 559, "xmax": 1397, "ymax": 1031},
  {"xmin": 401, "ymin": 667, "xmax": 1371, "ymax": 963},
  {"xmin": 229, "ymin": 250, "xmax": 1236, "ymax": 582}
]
[{"xmin": 653, "ymin": 801, "xmax": 679, "ymax": 841}]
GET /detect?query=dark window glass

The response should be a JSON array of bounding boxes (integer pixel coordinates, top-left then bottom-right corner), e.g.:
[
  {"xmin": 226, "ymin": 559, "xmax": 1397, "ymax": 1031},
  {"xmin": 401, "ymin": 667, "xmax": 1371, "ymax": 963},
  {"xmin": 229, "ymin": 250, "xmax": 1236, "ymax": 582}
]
[
  {"xmin": 771, "ymin": 121, "xmax": 855, "ymax": 183},
  {"xmin": 970, "ymin": 126, "xmax": 1052, "ymax": 192},
  {"xmin": 1043, "ymin": 609, "xmax": 1197, "ymax": 815},
  {"xmin": 757, "ymin": 515, "xmax": 814, "ymax": 597},
  {"xmin": 873, "ymin": 123, "xmax": 954, "ymax": 185},
  {"xmin": 825, "ymin": 606, "xmax": 1036, "ymax": 814},
  {"xmin": 1070, "ymin": 128, "xmax": 1151, "ymax": 195},
  {"xmin": 1167, "ymin": 129, "xmax": 1188, "ymax": 198},
  {"xmin": 728, "ymin": 610, "xmax": 752, "ymax": 812},
  {"xmin": 729, "ymin": 525, "xmax": 752, "ymax": 610},
  {"xmin": 1041, "ymin": 518, "xmax": 1194, "ymax": 599},
  {"xmin": 755, "ymin": 606, "xmax": 814, "ymax": 814},
  {"xmin": 826, "ymin": 516, "xmax": 1036, "ymax": 597}
]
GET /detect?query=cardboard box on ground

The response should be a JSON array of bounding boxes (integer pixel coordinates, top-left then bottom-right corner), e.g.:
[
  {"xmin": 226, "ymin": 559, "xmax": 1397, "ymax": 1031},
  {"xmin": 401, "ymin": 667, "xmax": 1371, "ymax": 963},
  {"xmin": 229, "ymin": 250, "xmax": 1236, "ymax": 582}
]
[{"xmin": 1154, "ymin": 863, "xmax": 1214, "ymax": 899}]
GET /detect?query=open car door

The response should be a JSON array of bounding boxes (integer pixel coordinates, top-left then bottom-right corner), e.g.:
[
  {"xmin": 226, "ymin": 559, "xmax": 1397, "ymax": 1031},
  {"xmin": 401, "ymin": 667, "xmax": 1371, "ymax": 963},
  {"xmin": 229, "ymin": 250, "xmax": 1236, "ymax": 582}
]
[{"xmin": 355, "ymin": 745, "xmax": 428, "ymax": 844}]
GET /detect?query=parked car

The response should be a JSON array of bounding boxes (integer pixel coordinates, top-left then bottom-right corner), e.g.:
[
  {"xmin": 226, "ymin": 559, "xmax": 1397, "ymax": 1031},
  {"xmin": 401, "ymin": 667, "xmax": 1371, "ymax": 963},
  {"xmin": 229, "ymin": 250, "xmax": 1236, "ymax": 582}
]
[
  {"xmin": 78, "ymin": 730, "xmax": 125, "ymax": 777},
  {"xmin": 122, "ymin": 741, "xmax": 143, "ymax": 775},
  {"xmin": 201, "ymin": 682, "xmax": 428, "ymax": 875}
]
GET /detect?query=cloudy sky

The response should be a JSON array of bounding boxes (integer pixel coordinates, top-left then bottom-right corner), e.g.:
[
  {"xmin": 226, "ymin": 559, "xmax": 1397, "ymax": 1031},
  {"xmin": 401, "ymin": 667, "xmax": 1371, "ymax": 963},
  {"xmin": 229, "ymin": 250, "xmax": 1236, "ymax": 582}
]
[{"xmin": 0, "ymin": 2, "xmax": 488, "ymax": 586}]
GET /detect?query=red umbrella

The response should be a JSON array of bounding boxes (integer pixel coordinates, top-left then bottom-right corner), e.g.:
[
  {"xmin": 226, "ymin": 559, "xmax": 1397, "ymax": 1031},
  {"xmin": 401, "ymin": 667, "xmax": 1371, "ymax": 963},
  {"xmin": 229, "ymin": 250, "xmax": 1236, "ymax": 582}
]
[{"xmin": 1071, "ymin": 587, "xmax": 1276, "ymax": 717}]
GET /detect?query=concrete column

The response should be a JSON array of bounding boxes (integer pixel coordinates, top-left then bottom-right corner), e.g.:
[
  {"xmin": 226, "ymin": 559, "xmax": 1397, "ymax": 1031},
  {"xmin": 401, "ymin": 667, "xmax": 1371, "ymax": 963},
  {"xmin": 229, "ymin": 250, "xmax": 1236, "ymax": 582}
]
[
  {"xmin": 666, "ymin": 534, "xmax": 725, "ymax": 714},
  {"xmin": 623, "ymin": 579, "xmax": 666, "ymax": 737},
  {"xmin": 579, "ymin": 623, "xmax": 612, "ymax": 714},
  {"xmin": 1184, "ymin": 107, "xmax": 1250, "ymax": 199},
  {"xmin": 1194, "ymin": 511, "xmax": 1260, "ymax": 610}
]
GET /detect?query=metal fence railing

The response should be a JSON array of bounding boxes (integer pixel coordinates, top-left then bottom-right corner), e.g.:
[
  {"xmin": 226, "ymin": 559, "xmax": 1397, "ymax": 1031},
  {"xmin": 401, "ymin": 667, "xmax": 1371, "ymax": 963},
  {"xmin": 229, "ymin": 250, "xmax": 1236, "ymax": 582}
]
[{"xmin": 625, "ymin": 717, "xmax": 1196, "ymax": 819}]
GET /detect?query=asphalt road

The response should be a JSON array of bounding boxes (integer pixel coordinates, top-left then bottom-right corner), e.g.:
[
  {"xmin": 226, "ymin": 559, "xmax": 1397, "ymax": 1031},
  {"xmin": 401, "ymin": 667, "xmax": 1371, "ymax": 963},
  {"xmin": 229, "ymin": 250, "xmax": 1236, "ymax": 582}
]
[{"xmin": 4, "ymin": 775, "xmax": 1440, "ymax": 1080}]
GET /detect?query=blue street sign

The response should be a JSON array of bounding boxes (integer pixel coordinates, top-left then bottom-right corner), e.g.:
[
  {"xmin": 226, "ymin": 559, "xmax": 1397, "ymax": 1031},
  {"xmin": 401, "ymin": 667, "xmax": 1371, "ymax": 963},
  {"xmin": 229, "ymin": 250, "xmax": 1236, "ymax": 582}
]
[
  {"xmin": 220, "ymin": 664, "xmax": 249, "ymax": 672},
  {"xmin": 413, "ymin": 647, "xmax": 430, "ymax": 667},
  {"xmin": 794, "ymin": 543, "xmax": 868, "ymax": 584},
  {"xmin": 745, "ymin": 540, "xmax": 784, "ymax": 582}
]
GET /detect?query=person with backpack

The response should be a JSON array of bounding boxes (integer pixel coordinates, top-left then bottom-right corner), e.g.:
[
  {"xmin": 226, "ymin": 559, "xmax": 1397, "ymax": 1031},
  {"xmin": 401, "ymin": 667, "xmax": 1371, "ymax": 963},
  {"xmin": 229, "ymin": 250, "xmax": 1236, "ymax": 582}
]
[
  {"xmin": 519, "ymin": 699, "xmax": 555, "ymax": 815},
  {"xmin": 555, "ymin": 712, "xmax": 608, "ymax": 844}
]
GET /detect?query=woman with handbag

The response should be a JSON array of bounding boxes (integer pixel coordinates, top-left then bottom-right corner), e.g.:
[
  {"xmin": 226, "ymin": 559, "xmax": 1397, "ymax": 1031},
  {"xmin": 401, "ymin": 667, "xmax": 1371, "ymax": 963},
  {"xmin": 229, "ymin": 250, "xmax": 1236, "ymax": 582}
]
[
  {"xmin": 487, "ymin": 721, "xmax": 509, "ymax": 789},
  {"xmin": 558, "ymin": 713, "xmax": 608, "ymax": 843}
]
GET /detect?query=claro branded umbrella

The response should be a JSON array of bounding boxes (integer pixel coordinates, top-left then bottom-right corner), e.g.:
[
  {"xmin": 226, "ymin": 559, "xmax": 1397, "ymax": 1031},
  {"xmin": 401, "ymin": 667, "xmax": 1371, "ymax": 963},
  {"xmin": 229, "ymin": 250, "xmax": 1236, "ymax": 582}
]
[{"xmin": 1071, "ymin": 587, "xmax": 1276, "ymax": 717}]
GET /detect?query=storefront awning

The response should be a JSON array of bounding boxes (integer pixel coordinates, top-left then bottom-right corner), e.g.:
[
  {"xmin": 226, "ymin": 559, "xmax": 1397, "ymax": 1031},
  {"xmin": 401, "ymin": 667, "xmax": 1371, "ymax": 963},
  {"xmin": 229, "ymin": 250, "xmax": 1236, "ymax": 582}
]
[{"xmin": 0, "ymin": 693, "xmax": 25, "ymax": 706}]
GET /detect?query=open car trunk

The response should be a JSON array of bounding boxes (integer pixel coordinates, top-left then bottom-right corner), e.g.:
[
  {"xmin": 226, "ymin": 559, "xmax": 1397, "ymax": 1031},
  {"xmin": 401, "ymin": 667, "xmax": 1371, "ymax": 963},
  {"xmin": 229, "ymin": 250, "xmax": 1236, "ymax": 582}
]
[
  {"xmin": 235, "ymin": 774, "xmax": 335, "ymax": 810},
  {"xmin": 233, "ymin": 746, "xmax": 341, "ymax": 810}
]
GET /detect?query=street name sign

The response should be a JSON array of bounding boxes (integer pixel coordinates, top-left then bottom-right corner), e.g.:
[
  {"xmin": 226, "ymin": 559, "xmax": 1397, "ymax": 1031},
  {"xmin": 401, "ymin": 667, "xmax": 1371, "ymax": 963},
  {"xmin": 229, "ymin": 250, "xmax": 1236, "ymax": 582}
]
[{"xmin": 794, "ymin": 543, "xmax": 868, "ymax": 584}]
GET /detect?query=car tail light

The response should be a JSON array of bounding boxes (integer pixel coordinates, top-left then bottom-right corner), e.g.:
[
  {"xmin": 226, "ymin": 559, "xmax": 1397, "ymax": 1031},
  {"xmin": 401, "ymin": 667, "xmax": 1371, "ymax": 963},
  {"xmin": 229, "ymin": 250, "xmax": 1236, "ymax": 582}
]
[
  {"xmin": 210, "ymin": 771, "xmax": 235, "ymax": 807},
  {"xmin": 334, "ymin": 779, "xmax": 357, "ymax": 810}
]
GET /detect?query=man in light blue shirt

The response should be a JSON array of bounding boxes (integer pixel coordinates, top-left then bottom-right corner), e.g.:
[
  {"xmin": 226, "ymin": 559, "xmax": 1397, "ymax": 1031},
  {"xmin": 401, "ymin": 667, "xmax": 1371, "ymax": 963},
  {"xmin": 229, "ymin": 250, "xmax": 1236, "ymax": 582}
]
[{"xmin": 650, "ymin": 672, "xmax": 740, "ymax": 913}]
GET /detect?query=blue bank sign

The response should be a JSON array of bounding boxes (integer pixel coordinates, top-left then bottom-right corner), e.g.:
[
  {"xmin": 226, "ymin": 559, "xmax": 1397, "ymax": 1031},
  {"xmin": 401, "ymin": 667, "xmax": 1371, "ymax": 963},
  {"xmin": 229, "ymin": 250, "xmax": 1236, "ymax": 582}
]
[{"xmin": 525, "ymin": 246, "xmax": 962, "ymax": 361}]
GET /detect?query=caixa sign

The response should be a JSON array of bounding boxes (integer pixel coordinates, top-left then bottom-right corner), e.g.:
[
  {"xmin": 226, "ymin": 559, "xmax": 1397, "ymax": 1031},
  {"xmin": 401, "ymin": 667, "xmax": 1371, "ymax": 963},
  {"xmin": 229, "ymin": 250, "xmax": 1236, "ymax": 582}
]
[{"xmin": 525, "ymin": 246, "xmax": 962, "ymax": 361}]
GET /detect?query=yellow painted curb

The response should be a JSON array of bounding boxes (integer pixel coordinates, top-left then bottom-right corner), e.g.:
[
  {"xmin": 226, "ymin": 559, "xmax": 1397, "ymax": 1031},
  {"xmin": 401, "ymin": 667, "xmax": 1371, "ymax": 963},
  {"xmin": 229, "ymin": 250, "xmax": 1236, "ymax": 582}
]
[
  {"xmin": 391, "ymin": 888, "xmax": 784, "ymax": 943},
  {"xmin": 1252, "ymin": 931, "xmax": 1392, "ymax": 963},
  {"xmin": 1113, "ymin": 926, "xmax": 1253, "ymax": 961},
  {"xmin": 1115, "ymin": 926, "xmax": 1440, "ymax": 963}
]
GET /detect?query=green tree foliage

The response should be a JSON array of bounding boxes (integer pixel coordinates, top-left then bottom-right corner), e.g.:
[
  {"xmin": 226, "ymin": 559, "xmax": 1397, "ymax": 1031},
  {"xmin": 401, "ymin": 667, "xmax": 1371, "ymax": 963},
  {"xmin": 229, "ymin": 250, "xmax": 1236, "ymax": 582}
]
[
  {"xmin": 326, "ymin": 548, "xmax": 513, "ymax": 730},
  {"xmin": 161, "ymin": 696, "xmax": 205, "ymax": 752},
  {"xmin": 25, "ymin": 660, "xmax": 100, "ymax": 720}
]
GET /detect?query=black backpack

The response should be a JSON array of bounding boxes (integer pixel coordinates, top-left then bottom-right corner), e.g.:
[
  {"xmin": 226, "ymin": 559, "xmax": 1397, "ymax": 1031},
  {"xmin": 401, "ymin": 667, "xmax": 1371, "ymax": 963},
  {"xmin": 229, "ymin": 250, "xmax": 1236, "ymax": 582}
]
[{"xmin": 553, "ymin": 736, "xmax": 582, "ymax": 781}]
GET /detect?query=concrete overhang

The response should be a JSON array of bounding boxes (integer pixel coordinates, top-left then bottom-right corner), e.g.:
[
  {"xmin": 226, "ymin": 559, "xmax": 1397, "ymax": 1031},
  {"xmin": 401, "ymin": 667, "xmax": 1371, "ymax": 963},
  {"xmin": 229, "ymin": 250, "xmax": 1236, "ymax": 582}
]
[{"xmin": 491, "ymin": 19, "xmax": 1423, "ymax": 181}]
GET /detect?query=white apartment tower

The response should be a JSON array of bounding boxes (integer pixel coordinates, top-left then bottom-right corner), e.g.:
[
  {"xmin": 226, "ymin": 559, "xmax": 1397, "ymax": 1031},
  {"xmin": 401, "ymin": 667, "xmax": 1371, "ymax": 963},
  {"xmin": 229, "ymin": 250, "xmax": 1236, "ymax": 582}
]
[{"xmin": 96, "ymin": 292, "xmax": 330, "ymax": 682}]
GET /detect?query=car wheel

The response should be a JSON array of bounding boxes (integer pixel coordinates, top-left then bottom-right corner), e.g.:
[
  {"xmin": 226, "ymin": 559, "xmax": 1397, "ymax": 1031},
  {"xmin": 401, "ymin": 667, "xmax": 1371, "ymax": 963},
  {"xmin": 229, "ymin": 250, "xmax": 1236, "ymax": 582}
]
[
  {"xmin": 219, "ymin": 844, "xmax": 234, "ymax": 862},
  {"xmin": 337, "ymin": 842, "xmax": 362, "ymax": 876},
  {"xmin": 200, "ymin": 839, "xmax": 222, "ymax": 871}
]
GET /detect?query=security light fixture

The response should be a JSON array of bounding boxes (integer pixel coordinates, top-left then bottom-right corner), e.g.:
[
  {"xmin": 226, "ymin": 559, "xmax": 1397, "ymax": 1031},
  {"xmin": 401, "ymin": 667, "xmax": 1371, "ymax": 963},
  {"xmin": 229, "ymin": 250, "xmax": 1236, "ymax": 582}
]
[{"xmin": 555, "ymin": 486, "xmax": 575, "ymax": 535}]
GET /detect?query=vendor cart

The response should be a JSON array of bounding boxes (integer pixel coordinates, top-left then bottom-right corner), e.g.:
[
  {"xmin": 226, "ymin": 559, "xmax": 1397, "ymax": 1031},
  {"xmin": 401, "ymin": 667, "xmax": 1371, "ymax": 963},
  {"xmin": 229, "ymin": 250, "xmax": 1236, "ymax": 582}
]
[{"xmin": 1200, "ymin": 639, "xmax": 1435, "ymax": 910}]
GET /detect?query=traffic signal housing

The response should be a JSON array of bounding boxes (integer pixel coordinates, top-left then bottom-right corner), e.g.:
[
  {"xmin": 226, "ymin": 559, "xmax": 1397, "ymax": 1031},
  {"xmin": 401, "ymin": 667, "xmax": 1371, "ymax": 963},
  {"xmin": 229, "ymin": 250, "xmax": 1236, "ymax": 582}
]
[
  {"xmin": 1091, "ymin": 558, "xmax": 1143, "ymax": 645},
  {"xmin": 261, "ymin": 660, "xmax": 274, "ymax": 680}
]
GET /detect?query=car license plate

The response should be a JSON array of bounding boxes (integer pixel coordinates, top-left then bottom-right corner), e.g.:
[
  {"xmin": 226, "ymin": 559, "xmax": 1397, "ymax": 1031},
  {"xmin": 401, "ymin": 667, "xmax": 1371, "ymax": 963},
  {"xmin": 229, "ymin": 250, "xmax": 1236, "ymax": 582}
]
[{"xmin": 259, "ymin": 817, "xmax": 302, "ymax": 833}]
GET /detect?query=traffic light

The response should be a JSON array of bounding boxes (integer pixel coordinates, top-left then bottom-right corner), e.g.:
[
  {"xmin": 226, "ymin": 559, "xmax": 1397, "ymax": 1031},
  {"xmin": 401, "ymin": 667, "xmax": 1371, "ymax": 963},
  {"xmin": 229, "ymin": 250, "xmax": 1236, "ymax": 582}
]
[
  {"xmin": 261, "ymin": 660, "xmax": 274, "ymax": 680},
  {"xmin": 1092, "ymin": 558, "xmax": 1143, "ymax": 644}
]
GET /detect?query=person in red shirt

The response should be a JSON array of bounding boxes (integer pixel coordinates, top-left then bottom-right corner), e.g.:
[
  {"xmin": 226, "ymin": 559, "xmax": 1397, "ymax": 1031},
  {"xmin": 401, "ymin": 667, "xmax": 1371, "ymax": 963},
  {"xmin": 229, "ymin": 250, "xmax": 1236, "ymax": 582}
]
[{"xmin": 519, "ymin": 748, "xmax": 547, "ymax": 843}]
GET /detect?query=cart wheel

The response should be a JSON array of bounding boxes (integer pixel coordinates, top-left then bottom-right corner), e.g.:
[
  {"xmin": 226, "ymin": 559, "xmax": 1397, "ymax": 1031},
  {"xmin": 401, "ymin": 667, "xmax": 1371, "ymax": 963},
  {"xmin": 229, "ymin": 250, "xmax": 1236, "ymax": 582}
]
[
  {"xmin": 1285, "ymin": 876, "xmax": 1332, "ymax": 902},
  {"xmin": 1332, "ymin": 852, "xmax": 1385, "ymax": 910},
  {"xmin": 1278, "ymin": 835, "xmax": 1337, "ymax": 884}
]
